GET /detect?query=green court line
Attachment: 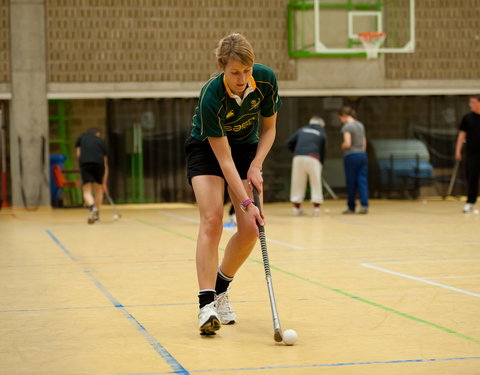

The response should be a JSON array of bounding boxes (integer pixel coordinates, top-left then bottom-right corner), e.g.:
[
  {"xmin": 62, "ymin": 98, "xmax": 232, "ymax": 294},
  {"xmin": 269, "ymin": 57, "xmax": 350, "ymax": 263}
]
[
  {"xmin": 137, "ymin": 218, "xmax": 480, "ymax": 345},
  {"xmin": 137, "ymin": 219, "xmax": 198, "ymax": 242}
]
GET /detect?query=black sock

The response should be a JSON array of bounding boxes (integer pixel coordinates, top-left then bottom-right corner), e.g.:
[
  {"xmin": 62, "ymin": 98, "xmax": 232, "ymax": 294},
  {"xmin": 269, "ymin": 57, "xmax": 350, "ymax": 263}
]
[
  {"xmin": 215, "ymin": 269, "xmax": 233, "ymax": 295},
  {"xmin": 198, "ymin": 289, "xmax": 216, "ymax": 308}
]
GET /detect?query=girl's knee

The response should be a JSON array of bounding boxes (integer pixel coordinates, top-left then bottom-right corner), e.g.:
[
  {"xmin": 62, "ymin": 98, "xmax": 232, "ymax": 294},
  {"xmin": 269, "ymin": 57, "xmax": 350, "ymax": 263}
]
[
  {"xmin": 200, "ymin": 215, "xmax": 223, "ymax": 237},
  {"xmin": 237, "ymin": 222, "xmax": 258, "ymax": 241}
]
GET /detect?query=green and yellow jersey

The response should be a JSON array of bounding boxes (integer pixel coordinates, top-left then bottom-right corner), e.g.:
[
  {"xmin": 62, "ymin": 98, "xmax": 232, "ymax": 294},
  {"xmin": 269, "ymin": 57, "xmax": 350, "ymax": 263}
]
[{"xmin": 190, "ymin": 63, "xmax": 282, "ymax": 145}]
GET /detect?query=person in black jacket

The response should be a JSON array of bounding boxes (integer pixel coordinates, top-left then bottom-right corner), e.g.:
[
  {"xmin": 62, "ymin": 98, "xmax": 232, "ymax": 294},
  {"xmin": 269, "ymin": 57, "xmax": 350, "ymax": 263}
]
[
  {"xmin": 287, "ymin": 116, "xmax": 327, "ymax": 216},
  {"xmin": 455, "ymin": 94, "xmax": 480, "ymax": 213},
  {"xmin": 75, "ymin": 127, "xmax": 108, "ymax": 224}
]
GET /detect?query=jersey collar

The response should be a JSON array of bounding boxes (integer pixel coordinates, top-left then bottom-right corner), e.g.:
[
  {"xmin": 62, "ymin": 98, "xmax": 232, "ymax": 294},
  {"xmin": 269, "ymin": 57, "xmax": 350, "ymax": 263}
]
[{"xmin": 223, "ymin": 75, "xmax": 257, "ymax": 103}]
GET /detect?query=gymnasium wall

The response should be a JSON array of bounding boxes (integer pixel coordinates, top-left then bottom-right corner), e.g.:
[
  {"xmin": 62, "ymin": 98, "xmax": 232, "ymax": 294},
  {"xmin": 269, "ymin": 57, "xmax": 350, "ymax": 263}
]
[
  {"xmin": 0, "ymin": 0, "xmax": 9, "ymax": 84},
  {"xmin": 42, "ymin": 0, "xmax": 480, "ymax": 96},
  {"xmin": 0, "ymin": 0, "xmax": 478, "ymax": 95},
  {"xmin": 386, "ymin": 0, "xmax": 480, "ymax": 80}
]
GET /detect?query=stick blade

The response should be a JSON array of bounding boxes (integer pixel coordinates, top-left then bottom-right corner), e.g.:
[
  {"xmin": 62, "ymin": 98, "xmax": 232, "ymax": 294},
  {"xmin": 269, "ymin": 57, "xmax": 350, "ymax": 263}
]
[{"xmin": 274, "ymin": 330, "xmax": 283, "ymax": 342}]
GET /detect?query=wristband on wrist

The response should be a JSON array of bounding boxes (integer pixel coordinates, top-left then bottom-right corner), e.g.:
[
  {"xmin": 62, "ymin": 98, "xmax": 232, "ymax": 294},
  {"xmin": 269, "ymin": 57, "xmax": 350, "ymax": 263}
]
[{"xmin": 239, "ymin": 199, "xmax": 254, "ymax": 213}]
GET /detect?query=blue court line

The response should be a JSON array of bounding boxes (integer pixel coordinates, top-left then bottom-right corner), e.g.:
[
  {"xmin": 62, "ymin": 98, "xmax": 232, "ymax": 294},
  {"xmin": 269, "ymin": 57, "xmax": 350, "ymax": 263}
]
[
  {"xmin": 83, "ymin": 271, "xmax": 189, "ymax": 375},
  {"xmin": 45, "ymin": 229, "xmax": 190, "ymax": 375},
  {"xmin": 45, "ymin": 229, "xmax": 78, "ymax": 262},
  {"xmin": 189, "ymin": 356, "xmax": 480, "ymax": 372},
  {"xmin": 117, "ymin": 356, "xmax": 480, "ymax": 375},
  {"xmin": 0, "ymin": 299, "xmax": 268, "ymax": 314}
]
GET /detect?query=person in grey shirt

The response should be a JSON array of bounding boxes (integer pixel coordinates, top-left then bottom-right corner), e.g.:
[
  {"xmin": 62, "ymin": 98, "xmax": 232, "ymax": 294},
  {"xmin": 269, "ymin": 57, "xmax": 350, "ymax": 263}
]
[
  {"xmin": 287, "ymin": 116, "xmax": 327, "ymax": 216},
  {"xmin": 338, "ymin": 106, "xmax": 369, "ymax": 214}
]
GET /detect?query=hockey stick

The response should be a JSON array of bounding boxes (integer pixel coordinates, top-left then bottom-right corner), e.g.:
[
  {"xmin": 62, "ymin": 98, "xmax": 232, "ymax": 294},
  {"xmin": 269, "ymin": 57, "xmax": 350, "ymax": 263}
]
[
  {"xmin": 252, "ymin": 186, "xmax": 283, "ymax": 342},
  {"xmin": 105, "ymin": 190, "xmax": 121, "ymax": 220},
  {"xmin": 446, "ymin": 160, "xmax": 460, "ymax": 197},
  {"xmin": 322, "ymin": 177, "xmax": 338, "ymax": 200}
]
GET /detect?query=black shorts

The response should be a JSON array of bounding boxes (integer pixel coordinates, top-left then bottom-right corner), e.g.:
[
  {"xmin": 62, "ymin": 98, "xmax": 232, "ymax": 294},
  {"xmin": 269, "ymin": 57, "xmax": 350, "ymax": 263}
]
[
  {"xmin": 185, "ymin": 136, "xmax": 258, "ymax": 185},
  {"xmin": 80, "ymin": 162, "xmax": 104, "ymax": 184}
]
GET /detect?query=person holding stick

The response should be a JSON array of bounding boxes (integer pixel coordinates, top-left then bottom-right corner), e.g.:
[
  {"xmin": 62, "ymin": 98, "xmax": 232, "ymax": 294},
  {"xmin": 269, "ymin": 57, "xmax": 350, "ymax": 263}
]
[{"xmin": 184, "ymin": 33, "xmax": 282, "ymax": 335}]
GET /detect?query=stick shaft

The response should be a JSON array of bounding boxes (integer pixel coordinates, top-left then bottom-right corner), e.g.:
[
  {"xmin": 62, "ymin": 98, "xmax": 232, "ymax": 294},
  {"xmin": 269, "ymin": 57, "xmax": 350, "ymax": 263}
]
[
  {"xmin": 252, "ymin": 187, "xmax": 282, "ymax": 340},
  {"xmin": 105, "ymin": 191, "xmax": 120, "ymax": 216},
  {"xmin": 447, "ymin": 160, "xmax": 460, "ymax": 196}
]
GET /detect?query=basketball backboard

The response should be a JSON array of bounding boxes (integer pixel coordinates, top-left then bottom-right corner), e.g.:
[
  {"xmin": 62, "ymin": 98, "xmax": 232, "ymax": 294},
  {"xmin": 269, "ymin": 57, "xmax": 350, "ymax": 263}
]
[{"xmin": 288, "ymin": 0, "xmax": 415, "ymax": 58}]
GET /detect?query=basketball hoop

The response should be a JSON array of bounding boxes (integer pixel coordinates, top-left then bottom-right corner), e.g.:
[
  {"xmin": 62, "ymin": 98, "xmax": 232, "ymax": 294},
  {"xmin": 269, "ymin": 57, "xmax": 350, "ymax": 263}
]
[{"xmin": 358, "ymin": 32, "xmax": 386, "ymax": 59}]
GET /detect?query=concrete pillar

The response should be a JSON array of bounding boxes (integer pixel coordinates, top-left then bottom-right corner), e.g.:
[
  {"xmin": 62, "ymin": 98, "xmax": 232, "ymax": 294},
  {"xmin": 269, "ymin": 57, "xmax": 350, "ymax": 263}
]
[{"xmin": 9, "ymin": 0, "xmax": 50, "ymax": 208}]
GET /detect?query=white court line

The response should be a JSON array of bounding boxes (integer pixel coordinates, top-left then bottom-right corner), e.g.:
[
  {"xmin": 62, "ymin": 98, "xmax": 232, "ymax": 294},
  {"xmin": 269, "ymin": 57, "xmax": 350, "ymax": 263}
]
[
  {"xmin": 361, "ymin": 263, "xmax": 480, "ymax": 298},
  {"xmin": 423, "ymin": 275, "xmax": 480, "ymax": 280},
  {"xmin": 367, "ymin": 259, "xmax": 480, "ymax": 265},
  {"xmin": 158, "ymin": 211, "xmax": 305, "ymax": 250},
  {"xmin": 301, "ymin": 244, "xmax": 480, "ymax": 251}
]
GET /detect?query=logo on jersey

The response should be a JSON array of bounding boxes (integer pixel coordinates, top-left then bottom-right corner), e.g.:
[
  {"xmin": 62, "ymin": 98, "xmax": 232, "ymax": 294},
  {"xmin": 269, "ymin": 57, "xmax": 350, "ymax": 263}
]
[
  {"xmin": 226, "ymin": 110, "xmax": 235, "ymax": 119},
  {"xmin": 250, "ymin": 99, "xmax": 260, "ymax": 110},
  {"xmin": 225, "ymin": 117, "xmax": 256, "ymax": 132}
]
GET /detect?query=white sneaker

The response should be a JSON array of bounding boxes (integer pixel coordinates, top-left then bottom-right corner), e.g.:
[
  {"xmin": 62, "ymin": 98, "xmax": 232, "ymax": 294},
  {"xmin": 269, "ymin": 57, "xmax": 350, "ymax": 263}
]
[
  {"xmin": 358, "ymin": 206, "xmax": 368, "ymax": 215},
  {"xmin": 216, "ymin": 289, "xmax": 236, "ymax": 325},
  {"xmin": 292, "ymin": 207, "xmax": 306, "ymax": 216},
  {"xmin": 87, "ymin": 207, "xmax": 98, "ymax": 224},
  {"xmin": 463, "ymin": 203, "xmax": 474, "ymax": 213},
  {"xmin": 312, "ymin": 207, "xmax": 320, "ymax": 216},
  {"xmin": 198, "ymin": 301, "xmax": 221, "ymax": 335}
]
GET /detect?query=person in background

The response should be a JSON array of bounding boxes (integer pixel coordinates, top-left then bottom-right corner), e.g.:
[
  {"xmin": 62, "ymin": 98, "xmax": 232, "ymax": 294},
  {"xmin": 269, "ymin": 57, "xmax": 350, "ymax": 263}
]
[
  {"xmin": 338, "ymin": 106, "xmax": 369, "ymax": 214},
  {"xmin": 287, "ymin": 116, "xmax": 327, "ymax": 216},
  {"xmin": 184, "ymin": 33, "xmax": 281, "ymax": 336},
  {"xmin": 75, "ymin": 127, "xmax": 108, "ymax": 224},
  {"xmin": 455, "ymin": 94, "xmax": 480, "ymax": 213}
]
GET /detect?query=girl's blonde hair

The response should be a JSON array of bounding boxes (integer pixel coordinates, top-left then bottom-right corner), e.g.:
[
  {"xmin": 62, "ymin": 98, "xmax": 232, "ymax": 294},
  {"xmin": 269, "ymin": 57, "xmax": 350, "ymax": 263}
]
[{"xmin": 215, "ymin": 33, "xmax": 255, "ymax": 68}]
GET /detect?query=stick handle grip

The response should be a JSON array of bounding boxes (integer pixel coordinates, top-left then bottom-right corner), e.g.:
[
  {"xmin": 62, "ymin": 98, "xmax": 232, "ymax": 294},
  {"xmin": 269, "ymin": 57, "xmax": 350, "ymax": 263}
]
[{"xmin": 252, "ymin": 186, "xmax": 262, "ymax": 216}]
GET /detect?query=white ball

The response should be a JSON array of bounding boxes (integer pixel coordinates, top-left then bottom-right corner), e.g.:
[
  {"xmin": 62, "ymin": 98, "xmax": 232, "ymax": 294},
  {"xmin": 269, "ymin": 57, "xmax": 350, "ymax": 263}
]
[
  {"xmin": 282, "ymin": 329, "xmax": 298, "ymax": 346},
  {"xmin": 474, "ymin": 209, "xmax": 480, "ymax": 215},
  {"xmin": 113, "ymin": 214, "xmax": 119, "ymax": 220}
]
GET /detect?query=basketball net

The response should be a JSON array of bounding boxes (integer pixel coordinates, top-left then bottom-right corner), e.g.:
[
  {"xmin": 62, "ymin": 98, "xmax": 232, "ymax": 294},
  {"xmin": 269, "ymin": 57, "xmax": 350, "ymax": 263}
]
[{"xmin": 358, "ymin": 32, "xmax": 386, "ymax": 59}]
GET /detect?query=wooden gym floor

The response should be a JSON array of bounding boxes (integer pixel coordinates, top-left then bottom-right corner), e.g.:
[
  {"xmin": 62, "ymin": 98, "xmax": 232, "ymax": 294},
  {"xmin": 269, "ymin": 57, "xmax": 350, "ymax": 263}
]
[{"xmin": 0, "ymin": 199, "xmax": 479, "ymax": 375}]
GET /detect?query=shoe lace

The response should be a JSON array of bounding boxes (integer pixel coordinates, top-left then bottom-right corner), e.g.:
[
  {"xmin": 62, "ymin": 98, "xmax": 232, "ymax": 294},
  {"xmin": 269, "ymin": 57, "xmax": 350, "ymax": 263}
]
[{"xmin": 217, "ymin": 291, "xmax": 233, "ymax": 313}]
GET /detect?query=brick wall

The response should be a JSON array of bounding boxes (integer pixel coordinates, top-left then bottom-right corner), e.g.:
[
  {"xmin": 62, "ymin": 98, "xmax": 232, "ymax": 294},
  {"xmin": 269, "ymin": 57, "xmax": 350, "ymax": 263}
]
[
  {"xmin": 386, "ymin": 0, "xmax": 480, "ymax": 79},
  {"xmin": 46, "ymin": 0, "xmax": 295, "ymax": 83},
  {"xmin": 0, "ymin": 0, "xmax": 9, "ymax": 83}
]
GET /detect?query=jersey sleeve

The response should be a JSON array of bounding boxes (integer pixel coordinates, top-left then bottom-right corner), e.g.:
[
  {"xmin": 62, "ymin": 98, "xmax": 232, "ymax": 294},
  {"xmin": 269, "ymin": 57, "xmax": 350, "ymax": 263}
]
[
  {"xmin": 198, "ymin": 94, "xmax": 226, "ymax": 138},
  {"xmin": 259, "ymin": 70, "xmax": 282, "ymax": 118}
]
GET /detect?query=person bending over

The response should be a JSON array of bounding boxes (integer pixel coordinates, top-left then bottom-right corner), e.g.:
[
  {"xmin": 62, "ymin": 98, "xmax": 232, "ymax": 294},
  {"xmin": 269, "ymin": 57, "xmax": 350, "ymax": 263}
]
[{"xmin": 184, "ymin": 33, "xmax": 282, "ymax": 335}]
